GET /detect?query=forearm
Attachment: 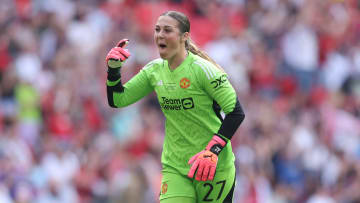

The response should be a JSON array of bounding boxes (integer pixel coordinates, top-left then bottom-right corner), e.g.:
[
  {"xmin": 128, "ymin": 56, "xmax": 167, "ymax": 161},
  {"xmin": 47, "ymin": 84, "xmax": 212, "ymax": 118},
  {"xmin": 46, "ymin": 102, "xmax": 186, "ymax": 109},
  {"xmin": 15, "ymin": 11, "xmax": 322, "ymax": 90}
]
[
  {"xmin": 217, "ymin": 97, "xmax": 245, "ymax": 140},
  {"xmin": 106, "ymin": 67, "xmax": 154, "ymax": 108},
  {"xmin": 107, "ymin": 67, "xmax": 124, "ymax": 108}
]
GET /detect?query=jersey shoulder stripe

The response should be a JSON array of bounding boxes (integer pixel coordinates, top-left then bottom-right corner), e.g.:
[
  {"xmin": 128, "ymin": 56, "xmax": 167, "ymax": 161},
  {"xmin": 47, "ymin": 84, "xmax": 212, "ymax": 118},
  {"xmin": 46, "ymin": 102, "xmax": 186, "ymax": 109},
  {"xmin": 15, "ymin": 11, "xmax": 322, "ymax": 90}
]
[
  {"xmin": 143, "ymin": 58, "xmax": 164, "ymax": 70},
  {"xmin": 193, "ymin": 60, "xmax": 217, "ymax": 80}
]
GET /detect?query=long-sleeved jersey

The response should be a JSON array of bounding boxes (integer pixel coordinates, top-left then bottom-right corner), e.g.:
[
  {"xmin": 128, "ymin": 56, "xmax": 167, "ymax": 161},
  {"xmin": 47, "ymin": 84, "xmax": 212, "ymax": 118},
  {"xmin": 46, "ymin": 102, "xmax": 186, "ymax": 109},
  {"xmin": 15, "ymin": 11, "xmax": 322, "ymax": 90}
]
[{"xmin": 107, "ymin": 52, "xmax": 245, "ymax": 175}]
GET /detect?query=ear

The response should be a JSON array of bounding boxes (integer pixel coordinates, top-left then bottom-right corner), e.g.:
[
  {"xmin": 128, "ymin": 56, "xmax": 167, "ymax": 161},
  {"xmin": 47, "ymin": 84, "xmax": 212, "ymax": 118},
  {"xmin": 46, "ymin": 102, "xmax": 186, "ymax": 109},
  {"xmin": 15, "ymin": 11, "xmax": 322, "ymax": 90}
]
[{"xmin": 181, "ymin": 32, "xmax": 189, "ymax": 43}]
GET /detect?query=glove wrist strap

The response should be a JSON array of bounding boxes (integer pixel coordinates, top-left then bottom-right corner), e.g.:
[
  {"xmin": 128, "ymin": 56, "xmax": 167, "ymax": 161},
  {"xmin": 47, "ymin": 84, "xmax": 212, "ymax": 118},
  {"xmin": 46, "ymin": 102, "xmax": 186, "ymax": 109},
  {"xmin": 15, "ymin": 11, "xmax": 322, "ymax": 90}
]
[
  {"xmin": 206, "ymin": 135, "xmax": 227, "ymax": 155},
  {"xmin": 108, "ymin": 59, "xmax": 124, "ymax": 69},
  {"xmin": 209, "ymin": 145, "xmax": 223, "ymax": 155}
]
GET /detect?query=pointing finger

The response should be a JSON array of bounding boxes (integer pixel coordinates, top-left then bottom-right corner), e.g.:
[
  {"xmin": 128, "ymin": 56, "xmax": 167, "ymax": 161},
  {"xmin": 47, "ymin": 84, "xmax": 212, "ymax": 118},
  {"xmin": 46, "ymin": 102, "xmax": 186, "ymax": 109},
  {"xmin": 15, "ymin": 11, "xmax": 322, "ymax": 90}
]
[{"xmin": 117, "ymin": 39, "xmax": 129, "ymax": 48}]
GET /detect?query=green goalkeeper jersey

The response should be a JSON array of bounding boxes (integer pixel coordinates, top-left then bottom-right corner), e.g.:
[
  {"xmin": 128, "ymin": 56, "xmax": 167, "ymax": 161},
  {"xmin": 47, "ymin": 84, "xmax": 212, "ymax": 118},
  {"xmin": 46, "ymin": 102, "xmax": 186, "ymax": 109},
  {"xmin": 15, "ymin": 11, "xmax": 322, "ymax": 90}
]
[{"xmin": 107, "ymin": 52, "xmax": 238, "ymax": 175}]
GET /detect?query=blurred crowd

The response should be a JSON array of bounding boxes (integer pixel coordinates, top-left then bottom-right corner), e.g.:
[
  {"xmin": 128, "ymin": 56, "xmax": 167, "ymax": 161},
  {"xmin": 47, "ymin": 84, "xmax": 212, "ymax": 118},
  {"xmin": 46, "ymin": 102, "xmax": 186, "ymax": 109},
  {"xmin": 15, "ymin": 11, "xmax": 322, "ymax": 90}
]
[{"xmin": 0, "ymin": 0, "xmax": 360, "ymax": 202}]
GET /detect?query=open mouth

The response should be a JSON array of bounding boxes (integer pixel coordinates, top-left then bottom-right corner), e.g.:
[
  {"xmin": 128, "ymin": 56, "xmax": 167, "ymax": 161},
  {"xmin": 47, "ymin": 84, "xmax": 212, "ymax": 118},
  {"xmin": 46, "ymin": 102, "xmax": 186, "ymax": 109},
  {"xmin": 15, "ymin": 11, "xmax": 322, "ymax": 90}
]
[{"xmin": 158, "ymin": 43, "xmax": 167, "ymax": 49}]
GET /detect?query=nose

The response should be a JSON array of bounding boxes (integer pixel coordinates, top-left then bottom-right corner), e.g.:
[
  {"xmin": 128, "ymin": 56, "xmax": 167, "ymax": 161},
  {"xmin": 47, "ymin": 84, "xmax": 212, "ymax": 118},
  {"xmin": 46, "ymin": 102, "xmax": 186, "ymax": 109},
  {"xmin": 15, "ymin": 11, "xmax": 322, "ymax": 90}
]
[{"xmin": 157, "ymin": 30, "xmax": 165, "ymax": 39}]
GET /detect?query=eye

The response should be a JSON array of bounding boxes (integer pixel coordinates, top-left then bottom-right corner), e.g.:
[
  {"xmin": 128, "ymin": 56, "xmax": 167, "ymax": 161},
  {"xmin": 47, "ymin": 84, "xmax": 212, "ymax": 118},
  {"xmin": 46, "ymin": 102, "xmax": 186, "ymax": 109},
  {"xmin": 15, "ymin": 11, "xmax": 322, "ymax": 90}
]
[{"xmin": 155, "ymin": 27, "xmax": 160, "ymax": 32}]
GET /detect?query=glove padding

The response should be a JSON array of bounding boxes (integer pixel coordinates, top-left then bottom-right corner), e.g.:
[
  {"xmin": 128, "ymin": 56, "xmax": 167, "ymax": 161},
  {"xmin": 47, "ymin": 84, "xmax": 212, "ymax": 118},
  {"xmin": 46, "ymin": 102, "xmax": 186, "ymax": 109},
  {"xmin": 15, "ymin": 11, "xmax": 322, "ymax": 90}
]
[
  {"xmin": 106, "ymin": 39, "xmax": 131, "ymax": 68},
  {"xmin": 188, "ymin": 135, "xmax": 226, "ymax": 181}
]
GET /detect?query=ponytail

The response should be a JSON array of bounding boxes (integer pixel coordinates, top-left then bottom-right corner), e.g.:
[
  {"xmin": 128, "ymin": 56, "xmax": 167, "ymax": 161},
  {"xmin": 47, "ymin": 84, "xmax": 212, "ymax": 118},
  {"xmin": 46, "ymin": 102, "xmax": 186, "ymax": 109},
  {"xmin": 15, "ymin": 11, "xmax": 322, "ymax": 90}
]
[{"xmin": 186, "ymin": 38, "xmax": 225, "ymax": 73}]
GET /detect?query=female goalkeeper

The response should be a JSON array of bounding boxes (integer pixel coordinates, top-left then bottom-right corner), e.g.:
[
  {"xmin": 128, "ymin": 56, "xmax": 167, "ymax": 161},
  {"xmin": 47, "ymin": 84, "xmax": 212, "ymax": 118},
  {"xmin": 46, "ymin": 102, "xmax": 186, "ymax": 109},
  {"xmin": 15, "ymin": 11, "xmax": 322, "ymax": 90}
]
[{"xmin": 105, "ymin": 11, "xmax": 245, "ymax": 203}]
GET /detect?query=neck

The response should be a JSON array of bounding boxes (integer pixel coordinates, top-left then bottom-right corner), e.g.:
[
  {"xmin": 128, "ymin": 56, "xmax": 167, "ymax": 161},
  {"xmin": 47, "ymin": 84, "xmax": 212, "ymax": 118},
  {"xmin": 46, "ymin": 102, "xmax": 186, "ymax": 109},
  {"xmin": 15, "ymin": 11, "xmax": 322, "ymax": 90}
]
[{"xmin": 168, "ymin": 49, "xmax": 188, "ymax": 70}]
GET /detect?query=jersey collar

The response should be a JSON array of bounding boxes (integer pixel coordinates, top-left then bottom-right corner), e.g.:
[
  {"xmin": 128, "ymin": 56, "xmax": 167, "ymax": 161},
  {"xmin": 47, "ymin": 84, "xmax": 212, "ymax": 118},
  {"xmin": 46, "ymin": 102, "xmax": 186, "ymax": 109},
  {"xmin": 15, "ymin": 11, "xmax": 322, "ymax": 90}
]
[{"xmin": 165, "ymin": 51, "xmax": 194, "ymax": 73}]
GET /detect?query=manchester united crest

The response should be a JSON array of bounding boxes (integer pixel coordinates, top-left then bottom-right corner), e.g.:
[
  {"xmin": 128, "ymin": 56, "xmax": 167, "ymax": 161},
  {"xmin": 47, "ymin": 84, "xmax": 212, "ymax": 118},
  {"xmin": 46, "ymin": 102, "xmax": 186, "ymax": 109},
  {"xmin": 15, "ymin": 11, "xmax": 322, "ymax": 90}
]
[
  {"xmin": 161, "ymin": 182, "xmax": 168, "ymax": 195},
  {"xmin": 180, "ymin": 78, "xmax": 190, "ymax": 89}
]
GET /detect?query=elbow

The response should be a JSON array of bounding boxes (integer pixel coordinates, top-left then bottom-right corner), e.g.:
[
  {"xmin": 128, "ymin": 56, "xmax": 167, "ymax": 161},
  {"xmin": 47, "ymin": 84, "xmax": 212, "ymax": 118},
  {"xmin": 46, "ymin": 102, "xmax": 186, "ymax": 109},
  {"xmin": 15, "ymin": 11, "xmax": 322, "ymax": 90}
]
[
  {"xmin": 238, "ymin": 111, "xmax": 245, "ymax": 124},
  {"xmin": 107, "ymin": 85, "xmax": 121, "ymax": 108},
  {"xmin": 232, "ymin": 110, "xmax": 245, "ymax": 127},
  {"xmin": 108, "ymin": 103, "xmax": 118, "ymax": 108},
  {"xmin": 107, "ymin": 96, "xmax": 119, "ymax": 108},
  {"xmin": 234, "ymin": 97, "xmax": 245, "ymax": 125}
]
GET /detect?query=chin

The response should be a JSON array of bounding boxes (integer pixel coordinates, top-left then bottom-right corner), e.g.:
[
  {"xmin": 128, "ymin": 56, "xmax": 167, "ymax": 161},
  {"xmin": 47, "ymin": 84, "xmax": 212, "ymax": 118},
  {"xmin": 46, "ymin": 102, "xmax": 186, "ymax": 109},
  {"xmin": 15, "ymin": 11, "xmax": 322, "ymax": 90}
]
[{"xmin": 159, "ymin": 52, "xmax": 168, "ymax": 59}]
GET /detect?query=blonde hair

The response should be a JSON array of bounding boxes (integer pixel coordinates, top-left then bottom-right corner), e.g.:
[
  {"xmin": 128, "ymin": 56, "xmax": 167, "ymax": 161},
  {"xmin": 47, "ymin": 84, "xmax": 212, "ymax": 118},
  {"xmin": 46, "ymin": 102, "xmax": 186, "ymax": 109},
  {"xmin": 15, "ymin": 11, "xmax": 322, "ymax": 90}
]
[
  {"xmin": 185, "ymin": 38, "xmax": 225, "ymax": 72},
  {"xmin": 161, "ymin": 11, "xmax": 225, "ymax": 72}
]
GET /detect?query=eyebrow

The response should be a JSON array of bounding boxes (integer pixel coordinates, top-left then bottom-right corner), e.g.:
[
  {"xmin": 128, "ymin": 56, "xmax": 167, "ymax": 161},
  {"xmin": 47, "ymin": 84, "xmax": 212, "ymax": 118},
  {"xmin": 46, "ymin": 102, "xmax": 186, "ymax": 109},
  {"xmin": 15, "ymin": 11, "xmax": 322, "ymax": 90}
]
[{"xmin": 155, "ymin": 25, "xmax": 174, "ymax": 29}]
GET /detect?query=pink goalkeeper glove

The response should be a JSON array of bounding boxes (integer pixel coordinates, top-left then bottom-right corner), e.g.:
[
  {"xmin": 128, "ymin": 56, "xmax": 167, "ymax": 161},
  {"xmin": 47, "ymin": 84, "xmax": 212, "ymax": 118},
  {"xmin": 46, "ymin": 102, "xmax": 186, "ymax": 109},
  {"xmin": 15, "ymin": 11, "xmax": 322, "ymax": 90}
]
[
  {"xmin": 106, "ymin": 39, "xmax": 131, "ymax": 68},
  {"xmin": 188, "ymin": 135, "xmax": 227, "ymax": 181}
]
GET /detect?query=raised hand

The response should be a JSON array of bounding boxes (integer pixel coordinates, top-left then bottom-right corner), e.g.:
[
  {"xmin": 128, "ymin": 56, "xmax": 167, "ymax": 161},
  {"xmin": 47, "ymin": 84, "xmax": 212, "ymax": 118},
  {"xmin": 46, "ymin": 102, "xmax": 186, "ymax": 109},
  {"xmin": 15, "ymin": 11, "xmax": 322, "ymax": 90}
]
[{"xmin": 106, "ymin": 39, "xmax": 131, "ymax": 68}]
